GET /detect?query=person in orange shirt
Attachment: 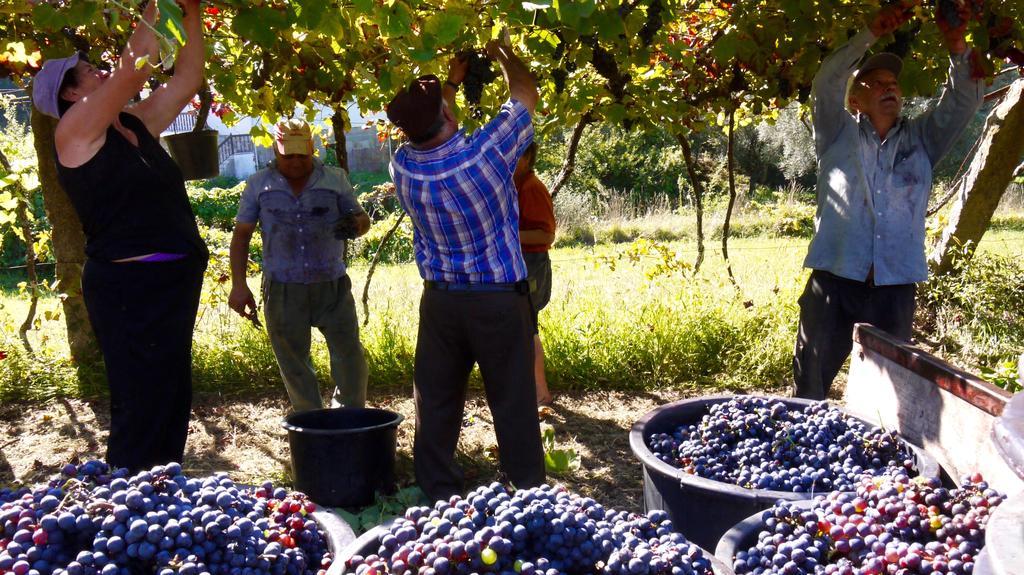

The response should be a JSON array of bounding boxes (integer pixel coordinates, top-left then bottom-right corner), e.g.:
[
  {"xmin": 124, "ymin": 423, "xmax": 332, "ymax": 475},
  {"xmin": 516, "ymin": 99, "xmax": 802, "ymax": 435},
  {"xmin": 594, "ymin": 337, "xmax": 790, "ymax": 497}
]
[{"xmin": 514, "ymin": 142, "xmax": 556, "ymax": 406}]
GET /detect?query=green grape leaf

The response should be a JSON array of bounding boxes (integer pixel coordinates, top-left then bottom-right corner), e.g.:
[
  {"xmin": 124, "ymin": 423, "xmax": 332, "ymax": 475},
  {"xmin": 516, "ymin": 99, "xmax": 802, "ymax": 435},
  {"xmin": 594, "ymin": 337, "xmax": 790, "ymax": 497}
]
[
  {"xmin": 154, "ymin": 0, "xmax": 186, "ymax": 46},
  {"xmin": 423, "ymin": 12, "xmax": 465, "ymax": 46},
  {"xmin": 65, "ymin": 1, "xmax": 100, "ymax": 27},
  {"xmin": 232, "ymin": 7, "xmax": 290, "ymax": 48},
  {"xmin": 30, "ymin": 3, "xmax": 65, "ymax": 30}
]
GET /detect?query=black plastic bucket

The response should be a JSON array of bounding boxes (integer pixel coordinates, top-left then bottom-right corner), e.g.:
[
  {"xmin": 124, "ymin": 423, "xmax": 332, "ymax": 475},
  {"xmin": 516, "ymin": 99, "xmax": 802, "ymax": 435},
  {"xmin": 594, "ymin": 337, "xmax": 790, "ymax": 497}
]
[
  {"xmin": 282, "ymin": 407, "xmax": 404, "ymax": 508},
  {"xmin": 162, "ymin": 129, "xmax": 220, "ymax": 180},
  {"xmin": 629, "ymin": 394, "xmax": 941, "ymax": 552},
  {"xmin": 310, "ymin": 504, "xmax": 357, "ymax": 557}
]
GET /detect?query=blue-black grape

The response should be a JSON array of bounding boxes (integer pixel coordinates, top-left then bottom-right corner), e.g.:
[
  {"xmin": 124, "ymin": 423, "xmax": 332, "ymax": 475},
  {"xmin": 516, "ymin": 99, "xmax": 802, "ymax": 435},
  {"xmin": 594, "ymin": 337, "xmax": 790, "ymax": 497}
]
[
  {"xmin": 647, "ymin": 397, "xmax": 917, "ymax": 492},
  {"xmin": 0, "ymin": 461, "xmax": 334, "ymax": 575},
  {"xmin": 346, "ymin": 484, "xmax": 714, "ymax": 575},
  {"xmin": 462, "ymin": 50, "xmax": 499, "ymax": 120},
  {"xmin": 731, "ymin": 469, "xmax": 1005, "ymax": 575}
]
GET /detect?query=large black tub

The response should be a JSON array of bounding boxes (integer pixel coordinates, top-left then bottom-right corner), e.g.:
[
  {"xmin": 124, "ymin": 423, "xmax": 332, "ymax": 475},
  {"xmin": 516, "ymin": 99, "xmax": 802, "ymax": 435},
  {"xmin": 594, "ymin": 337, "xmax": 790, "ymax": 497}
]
[
  {"xmin": 629, "ymin": 395, "xmax": 940, "ymax": 551},
  {"xmin": 332, "ymin": 523, "xmax": 736, "ymax": 575},
  {"xmin": 309, "ymin": 504, "xmax": 358, "ymax": 561},
  {"xmin": 713, "ymin": 500, "xmax": 817, "ymax": 572},
  {"xmin": 282, "ymin": 407, "xmax": 404, "ymax": 508}
]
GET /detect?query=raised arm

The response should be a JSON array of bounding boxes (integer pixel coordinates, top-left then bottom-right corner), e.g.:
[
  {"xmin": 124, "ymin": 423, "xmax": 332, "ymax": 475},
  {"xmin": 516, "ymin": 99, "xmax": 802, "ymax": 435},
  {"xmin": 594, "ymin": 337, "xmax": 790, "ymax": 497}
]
[
  {"xmin": 915, "ymin": 0, "xmax": 983, "ymax": 165},
  {"xmin": 811, "ymin": 3, "xmax": 914, "ymax": 154},
  {"xmin": 443, "ymin": 55, "xmax": 468, "ymax": 112},
  {"xmin": 486, "ymin": 37, "xmax": 538, "ymax": 116},
  {"xmin": 129, "ymin": 0, "xmax": 205, "ymax": 137},
  {"xmin": 55, "ymin": 2, "xmax": 160, "ymax": 167}
]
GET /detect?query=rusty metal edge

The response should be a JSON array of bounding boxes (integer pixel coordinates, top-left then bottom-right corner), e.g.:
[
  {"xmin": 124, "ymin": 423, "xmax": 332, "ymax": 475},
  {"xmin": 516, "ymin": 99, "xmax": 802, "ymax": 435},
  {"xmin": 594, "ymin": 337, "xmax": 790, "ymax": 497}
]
[{"xmin": 853, "ymin": 323, "xmax": 1011, "ymax": 417}]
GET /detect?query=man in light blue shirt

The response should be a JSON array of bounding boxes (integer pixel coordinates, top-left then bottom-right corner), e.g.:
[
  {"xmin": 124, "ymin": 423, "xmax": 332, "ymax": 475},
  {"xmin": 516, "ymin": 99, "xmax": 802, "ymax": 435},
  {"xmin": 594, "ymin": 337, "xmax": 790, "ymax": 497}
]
[
  {"xmin": 228, "ymin": 119, "xmax": 372, "ymax": 412},
  {"xmin": 795, "ymin": 2, "xmax": 983, "ymax": 399}
]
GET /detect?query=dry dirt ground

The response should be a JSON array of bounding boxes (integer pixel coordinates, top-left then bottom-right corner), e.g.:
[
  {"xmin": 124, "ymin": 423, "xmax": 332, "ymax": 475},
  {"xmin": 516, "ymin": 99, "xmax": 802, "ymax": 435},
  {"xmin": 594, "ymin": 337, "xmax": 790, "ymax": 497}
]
[{"xmin": 0, "ymin": 387, "xmax": 759, "ymax": 514}]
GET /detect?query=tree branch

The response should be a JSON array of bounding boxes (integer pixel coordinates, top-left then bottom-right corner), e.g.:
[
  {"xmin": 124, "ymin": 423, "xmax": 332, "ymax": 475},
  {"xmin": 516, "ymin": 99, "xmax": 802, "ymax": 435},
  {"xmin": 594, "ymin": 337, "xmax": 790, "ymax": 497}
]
[
  {"xmin": 723, "ymin": 106, "xmax": 739, "ymax": 290},
  {"xmin": 549, "ymin": 111, "xmax": 593, "ymax": 199},
  {"xmin": 362, "ymin": 211, "xmax": 407, "ymax": 327},
  {"xmin": 676, "ymin": 132, "xmax": 705, "ymax": 273}
]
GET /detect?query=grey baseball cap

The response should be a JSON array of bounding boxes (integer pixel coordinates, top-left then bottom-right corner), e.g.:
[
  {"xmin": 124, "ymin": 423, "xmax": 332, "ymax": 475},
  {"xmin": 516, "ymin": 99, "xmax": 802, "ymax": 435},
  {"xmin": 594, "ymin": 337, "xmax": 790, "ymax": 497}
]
[
  {"xmin": 31, "ymin": 52, "xmax": 81, "ymax": 119},
  {"xmin": 854, "ymin": 52, "xmax": 903, "ymax": 82}
]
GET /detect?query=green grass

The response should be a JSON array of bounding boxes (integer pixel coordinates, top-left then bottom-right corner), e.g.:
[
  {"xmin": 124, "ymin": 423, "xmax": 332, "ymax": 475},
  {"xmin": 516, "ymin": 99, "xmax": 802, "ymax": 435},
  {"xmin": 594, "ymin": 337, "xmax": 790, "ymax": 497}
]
[{"xmin": 1, "ymin": 223, "xmax": 1021, "ymax": 403}]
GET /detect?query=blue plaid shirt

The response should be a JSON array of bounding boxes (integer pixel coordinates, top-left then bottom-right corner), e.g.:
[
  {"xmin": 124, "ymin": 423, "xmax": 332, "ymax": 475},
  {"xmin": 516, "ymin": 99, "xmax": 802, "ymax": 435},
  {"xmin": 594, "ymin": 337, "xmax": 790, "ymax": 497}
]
[{"xmin": 390, "ymin": 99, "xmax": 534, "ymax": 283}]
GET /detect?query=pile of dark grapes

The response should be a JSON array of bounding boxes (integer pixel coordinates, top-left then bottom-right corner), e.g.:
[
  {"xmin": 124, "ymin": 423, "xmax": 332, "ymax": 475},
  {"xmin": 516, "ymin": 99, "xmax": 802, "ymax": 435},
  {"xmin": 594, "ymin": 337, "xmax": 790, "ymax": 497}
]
[
  {"xmin": 647, "ymin": 397, "xmax": 917, "ymax": 492},
  {"xmin": 346, "ymin": 483, "xmax": 715, "ymax": 575},
  {"xmin": 0, "ymin": 461, "xmax": 333, "ymax": 575},
  {"xmin": 730, "ymin": 470, "xmax": 1005, "ymax": 574},
  {"xmin": 462, "ymin": 51, "xmax": 499, "ymax": 119}
]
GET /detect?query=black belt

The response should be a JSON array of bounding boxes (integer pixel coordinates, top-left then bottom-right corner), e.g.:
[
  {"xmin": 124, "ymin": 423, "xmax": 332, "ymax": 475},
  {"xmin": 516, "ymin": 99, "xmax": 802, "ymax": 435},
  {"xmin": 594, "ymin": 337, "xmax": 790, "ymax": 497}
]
[{"xmin": 424, "ymin": 280, "xmax": 531, "ymax": 294}]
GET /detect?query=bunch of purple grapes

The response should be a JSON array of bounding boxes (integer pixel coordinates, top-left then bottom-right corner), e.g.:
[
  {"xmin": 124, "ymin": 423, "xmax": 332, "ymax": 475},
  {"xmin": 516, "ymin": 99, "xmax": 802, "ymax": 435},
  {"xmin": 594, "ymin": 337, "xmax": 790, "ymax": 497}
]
[
  {"xmin": 731, "ymin": 469, "xmax": 1005, "ymax": 575},
  {"xmin": 462, "ymin": 51, "xmax": 499, "ymax": 120},
  {"xmin": 647, "ymin": 397, "xmax": 916, "ymax": 492},
  {"xmin": 0, "ymin": 461, "xmax": 333, "ymax": 575},
  {"xmin": 345, "ymin": 484, "xmax": 714, "ymax": 575}
]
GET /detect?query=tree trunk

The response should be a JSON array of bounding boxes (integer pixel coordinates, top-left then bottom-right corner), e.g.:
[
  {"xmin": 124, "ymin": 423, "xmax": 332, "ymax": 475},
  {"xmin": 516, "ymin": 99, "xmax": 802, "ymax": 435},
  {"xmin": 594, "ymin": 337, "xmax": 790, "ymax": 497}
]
[
  {"xmin": 15, "ymin": 199, "xmax": 38, "ymax": 354},
  {"xmin": 722, "ymin": 107, "xmax": 738, "ymax": 288},
  {"xmin": 331, "ymin": 107, "xmax": 351, "ymax": 264},
  {"xmin": 331, "ymin": 108, "xmax": 350, "ymax": 173},
  {"xmin": 30, "ymin": 104, "xmax": 100, "ymax": 363},
  {"xmin": 676, "ymin": 133, "xmax": 706, "ymax": 273},
  {"xmin": 549, "ymin": 111, "xmax": 593, "ymax": 199},
  {"xmin": 929, "ymin": 78, "xmax": 1024, "ymax": 275}
]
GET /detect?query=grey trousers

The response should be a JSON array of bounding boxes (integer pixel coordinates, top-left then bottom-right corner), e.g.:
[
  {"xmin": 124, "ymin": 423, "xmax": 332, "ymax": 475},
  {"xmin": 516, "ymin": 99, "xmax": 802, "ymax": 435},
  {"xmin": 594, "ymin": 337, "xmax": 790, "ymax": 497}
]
[
  {"xmin": 793, "ymin": 270, "xmax": 916, "ymax": 400},
  {"xmin": 413, "ymin": 287, "xmax": 546, "ymax": 502},
  {"xmin": 264, "ymin": 274, "xmax": 368, "ymax": 412}
]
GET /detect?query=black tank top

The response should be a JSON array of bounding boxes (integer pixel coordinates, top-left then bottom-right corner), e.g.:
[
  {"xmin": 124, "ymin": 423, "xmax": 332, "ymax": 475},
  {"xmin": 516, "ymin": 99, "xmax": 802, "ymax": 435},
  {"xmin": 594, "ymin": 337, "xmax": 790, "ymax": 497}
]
[{"xmin": 57, "ymin": 112, "xmax": 208, "ymax": 262}]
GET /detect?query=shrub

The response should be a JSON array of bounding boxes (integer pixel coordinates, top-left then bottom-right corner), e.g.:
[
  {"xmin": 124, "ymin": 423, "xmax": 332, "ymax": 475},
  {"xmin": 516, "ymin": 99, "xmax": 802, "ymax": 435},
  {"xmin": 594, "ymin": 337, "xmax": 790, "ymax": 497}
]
[
  {"xmin": 351, "ymin": 211, "xmax": 415, "ymax": 264},
  {"xmin": 919, "ymin": 245, "xmax": 1024, "ymax": 392},
  {"xmin": 349, "ymin": 171, "xmax": 391, "ymax": 193},
  {"xmin": 552, "ymin": 189, "xmax": 596, "ymax": 247},
  {"xmin": 537, "ymin": 125, "xmax": 687, "ymax": 206},
  {"xmin": 189, "ymin": 182, "xmax": 245, "ymax": 231},
  {"xmin": 758, "ymin": 202, "xmax": 816, "ymax": 238},
  {"xmin": 193, "ymin": 175, "xmax": 243, "ymax": 190}
]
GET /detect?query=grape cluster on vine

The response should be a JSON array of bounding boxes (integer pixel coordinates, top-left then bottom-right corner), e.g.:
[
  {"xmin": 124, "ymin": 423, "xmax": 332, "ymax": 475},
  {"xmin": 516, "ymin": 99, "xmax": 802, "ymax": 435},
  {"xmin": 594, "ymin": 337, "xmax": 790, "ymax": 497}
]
[
  {"xmin": 647, "ymin": 397, "xmax": 918, "ymax": 492},
  {"xmin": 731, "ymin": 470, "xmax": 1005, "ymax": 574},
  {"xmin": 346, "ymin": 483, "xmax": 715, "ymax": 575},
  {"xmin": 587, "ymin": 41, "xmax": 629, "ymax": 102},
  {"xmin": 462, "ymin": 51, "xmax": 499, "ymax": 120},
  {"xmin": 0, "ymin": 461, "xmax": 333, "ymax": 575},
  {"xmin": 639, "ymin": 0, "xmax": 664, "ymax": 47}
]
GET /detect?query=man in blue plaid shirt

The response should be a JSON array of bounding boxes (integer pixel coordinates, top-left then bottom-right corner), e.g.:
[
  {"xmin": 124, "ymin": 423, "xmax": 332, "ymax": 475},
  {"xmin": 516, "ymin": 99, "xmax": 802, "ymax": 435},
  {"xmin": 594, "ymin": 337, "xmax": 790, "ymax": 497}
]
[{"xmin": 387, "ymin": 37, "xmax": 545, "ymax": 501}]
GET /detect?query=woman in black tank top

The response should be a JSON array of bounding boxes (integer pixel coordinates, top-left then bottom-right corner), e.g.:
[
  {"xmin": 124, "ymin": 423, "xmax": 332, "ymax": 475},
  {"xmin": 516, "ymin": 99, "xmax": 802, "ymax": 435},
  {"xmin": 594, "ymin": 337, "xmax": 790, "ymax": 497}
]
[{"xmin": 31, "ymin": 0, "xmax": 208, "ymax": 473}]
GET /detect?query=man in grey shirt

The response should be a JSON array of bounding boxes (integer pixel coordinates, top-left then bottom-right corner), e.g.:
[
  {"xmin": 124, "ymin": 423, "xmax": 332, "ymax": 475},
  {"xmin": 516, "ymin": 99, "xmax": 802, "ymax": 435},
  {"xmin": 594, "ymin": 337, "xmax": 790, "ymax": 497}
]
[
  {"xmin": 795, "ymin": 2, "xmax": 982, "ymax": 399},
  {"xmin": 228, "ymin": 119, "xmax": 372, "ymax": 411}
]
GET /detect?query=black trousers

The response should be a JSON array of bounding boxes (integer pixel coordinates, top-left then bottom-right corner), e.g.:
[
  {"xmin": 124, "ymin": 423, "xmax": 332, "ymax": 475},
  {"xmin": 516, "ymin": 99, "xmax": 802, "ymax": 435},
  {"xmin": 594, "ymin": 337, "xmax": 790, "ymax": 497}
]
[
  {"xmin": 413, "ymin": 288, "xmax": 546, "ymax": 501},
  {"xmin": 82, "ymin": 256, "xmax": 206, "ymax": 473},
  {"xmin": 793, "ymin": 270, "xmax": 915, "ymax": 400}
]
